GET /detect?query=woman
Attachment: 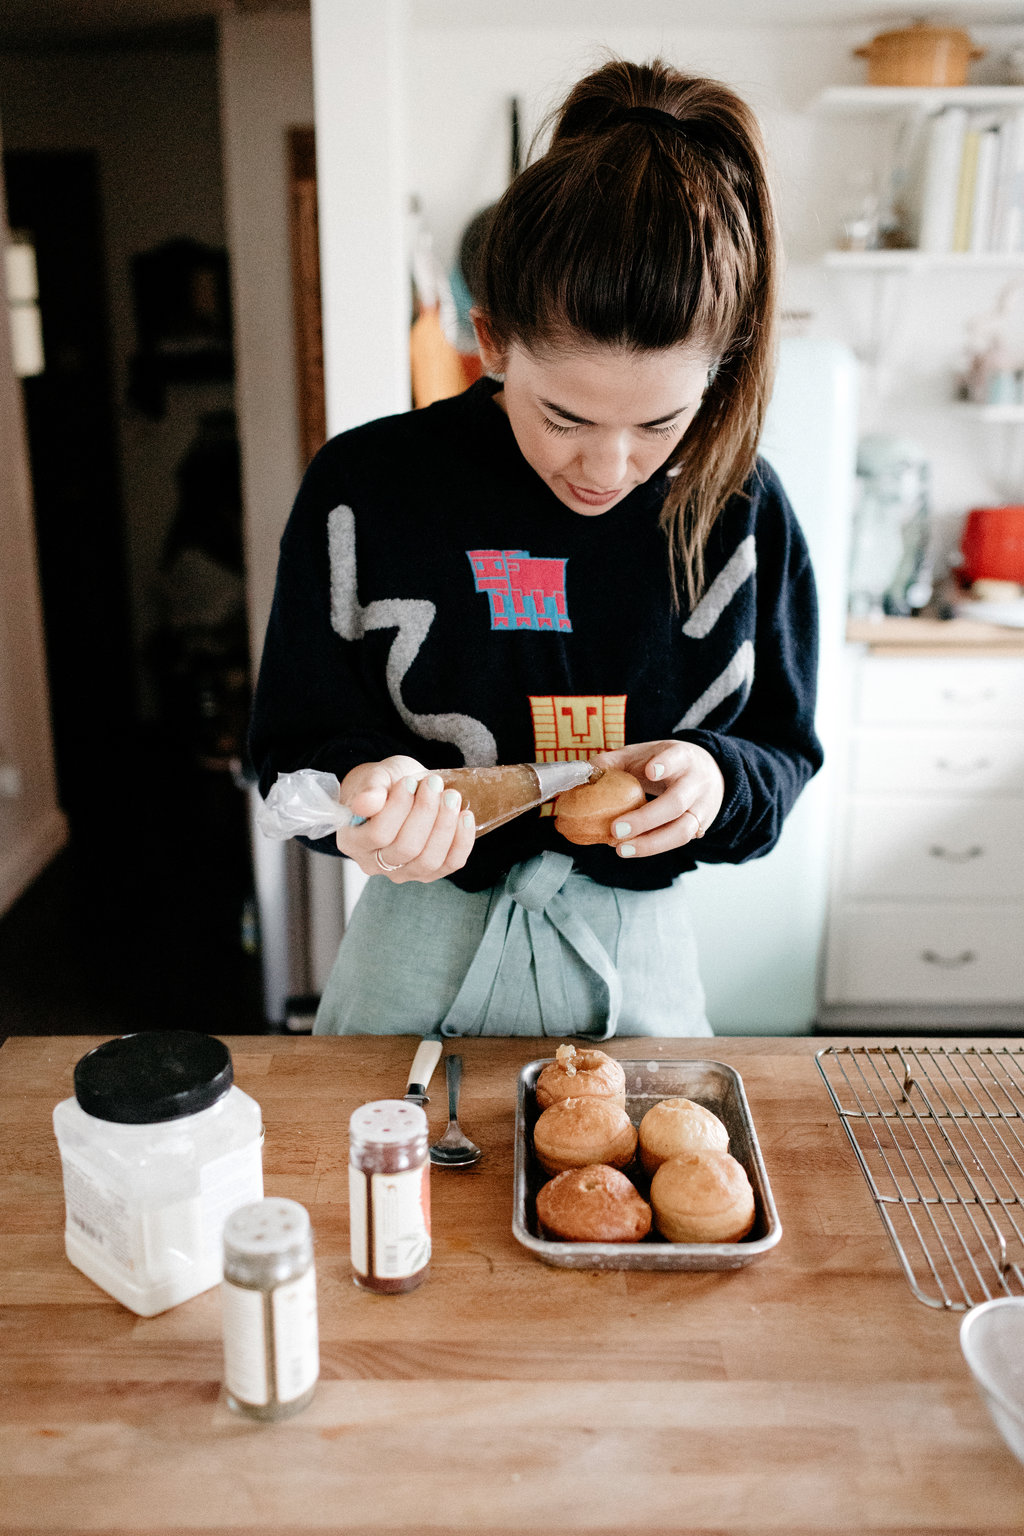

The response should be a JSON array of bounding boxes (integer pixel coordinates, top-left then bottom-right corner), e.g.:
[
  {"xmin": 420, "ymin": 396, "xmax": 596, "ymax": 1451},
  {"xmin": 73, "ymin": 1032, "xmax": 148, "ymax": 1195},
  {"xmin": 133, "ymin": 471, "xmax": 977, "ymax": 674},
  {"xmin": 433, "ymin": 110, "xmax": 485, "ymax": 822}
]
[{"xmin": 249, "ymin": 58, "xmax": 822, "ymax": 1038}]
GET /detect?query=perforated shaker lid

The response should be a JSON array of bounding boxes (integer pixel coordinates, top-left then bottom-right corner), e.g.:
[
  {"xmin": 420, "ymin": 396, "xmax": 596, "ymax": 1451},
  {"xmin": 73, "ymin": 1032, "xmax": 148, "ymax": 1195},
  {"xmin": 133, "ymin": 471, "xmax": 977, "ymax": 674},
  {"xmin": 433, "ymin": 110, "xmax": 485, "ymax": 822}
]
[
  {"xmin": 349, "ymin": 1099, "xmax": 428, "ymax": 1143},
  {"xmin": 73, "ymin": 1031, "xmax": 233, "ymax": 1123},
  {"xmin": 223, "ymin": 1198, "xmax": 312, "ymax": 1262}
]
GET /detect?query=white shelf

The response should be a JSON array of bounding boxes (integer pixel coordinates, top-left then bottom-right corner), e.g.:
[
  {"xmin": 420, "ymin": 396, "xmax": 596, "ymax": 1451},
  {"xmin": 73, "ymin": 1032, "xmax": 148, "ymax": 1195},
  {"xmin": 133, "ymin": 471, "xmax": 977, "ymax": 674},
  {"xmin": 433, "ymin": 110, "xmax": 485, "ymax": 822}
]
[
  {"xmin": 811, "ymin": 85, "xmax": 1024, "ymax": 114},
  {"xmin": 824, "ymin": 249, "xmax": 1024, "ymax": 269}
]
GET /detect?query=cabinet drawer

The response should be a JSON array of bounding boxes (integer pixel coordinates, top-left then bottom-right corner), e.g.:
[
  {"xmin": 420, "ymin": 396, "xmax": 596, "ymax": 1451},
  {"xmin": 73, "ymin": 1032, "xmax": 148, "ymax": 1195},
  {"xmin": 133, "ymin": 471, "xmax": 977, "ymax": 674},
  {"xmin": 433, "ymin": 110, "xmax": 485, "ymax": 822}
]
[
  {"xmin": 850, "ymin": 730, "xmax": 1024, "ymax": 795},
  {"xmin": 825, "ymin": 902, "xmax": 1024, "ymax": 1004},
  {"xmin": 841, "ymin": 797, "xmax": 1024, "ymax": 898},
  {"xmin": 856, "ymin": 656, "xmax": 1024, "ymax": 727}
]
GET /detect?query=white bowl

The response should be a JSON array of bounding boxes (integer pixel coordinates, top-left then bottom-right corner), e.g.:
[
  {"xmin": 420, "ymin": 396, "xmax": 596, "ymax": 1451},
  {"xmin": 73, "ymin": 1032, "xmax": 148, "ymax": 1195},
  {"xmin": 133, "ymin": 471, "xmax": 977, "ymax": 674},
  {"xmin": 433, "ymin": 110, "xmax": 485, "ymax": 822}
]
[{"xmin": 960, "ymin": 1297, "xmax": 1024, "ymax": 1464}]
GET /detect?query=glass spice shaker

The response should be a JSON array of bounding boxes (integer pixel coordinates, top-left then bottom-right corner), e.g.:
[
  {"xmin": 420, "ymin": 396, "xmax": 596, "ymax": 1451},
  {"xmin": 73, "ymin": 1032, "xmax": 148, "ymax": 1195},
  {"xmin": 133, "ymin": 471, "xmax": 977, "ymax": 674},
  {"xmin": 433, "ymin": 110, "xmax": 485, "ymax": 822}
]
[
  {"xmin": 348, "ymin": 1100, "xmax": 430, "ymax": 1294},
  {"xmin": 220, "ymin": 1198, "xmax": 319, "ymax": 1421}
]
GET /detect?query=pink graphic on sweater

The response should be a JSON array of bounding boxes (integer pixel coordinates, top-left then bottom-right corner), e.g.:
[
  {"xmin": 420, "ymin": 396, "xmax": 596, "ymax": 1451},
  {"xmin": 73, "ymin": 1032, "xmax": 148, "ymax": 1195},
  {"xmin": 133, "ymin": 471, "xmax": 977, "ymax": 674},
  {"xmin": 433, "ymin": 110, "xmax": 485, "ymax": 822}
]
[{"xmin": 467, "ymin": 549, "xmax": 571, "ymax": 632}]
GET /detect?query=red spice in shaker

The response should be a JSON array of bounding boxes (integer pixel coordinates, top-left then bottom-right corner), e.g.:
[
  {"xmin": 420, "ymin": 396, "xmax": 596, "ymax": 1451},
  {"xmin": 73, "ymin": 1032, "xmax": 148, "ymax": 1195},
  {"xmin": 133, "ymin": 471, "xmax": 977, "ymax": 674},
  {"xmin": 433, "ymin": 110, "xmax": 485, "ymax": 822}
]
[{"xmin": 348, "ymin": 1100, "xmax": 430, "ymax": 1293}]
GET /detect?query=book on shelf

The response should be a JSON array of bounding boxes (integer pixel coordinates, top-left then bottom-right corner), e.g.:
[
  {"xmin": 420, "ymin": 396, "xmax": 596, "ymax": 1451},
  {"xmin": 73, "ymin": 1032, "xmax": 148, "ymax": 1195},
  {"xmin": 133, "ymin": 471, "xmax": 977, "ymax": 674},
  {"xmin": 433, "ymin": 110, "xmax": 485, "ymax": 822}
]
[{"xmin": 913, "ymin": 106, "xmax": 1024, "ymax": 256}]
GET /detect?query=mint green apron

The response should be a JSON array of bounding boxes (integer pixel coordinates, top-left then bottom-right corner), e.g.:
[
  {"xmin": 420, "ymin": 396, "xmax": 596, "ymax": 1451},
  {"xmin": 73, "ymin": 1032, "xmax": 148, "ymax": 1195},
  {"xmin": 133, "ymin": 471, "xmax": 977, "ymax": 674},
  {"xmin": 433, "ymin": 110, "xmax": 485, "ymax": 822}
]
[{"xmin": 313, "ymin": 850, "xmax": 711, "ymax": 1038}]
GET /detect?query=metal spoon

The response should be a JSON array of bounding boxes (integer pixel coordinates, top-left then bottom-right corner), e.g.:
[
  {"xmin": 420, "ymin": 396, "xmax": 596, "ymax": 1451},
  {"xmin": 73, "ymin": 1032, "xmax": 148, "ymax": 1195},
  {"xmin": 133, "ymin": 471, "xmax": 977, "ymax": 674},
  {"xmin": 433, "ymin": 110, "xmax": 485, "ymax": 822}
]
[{"xmin": 429, "ymin": 1054, "xmax": 482, "ymax": 1167}]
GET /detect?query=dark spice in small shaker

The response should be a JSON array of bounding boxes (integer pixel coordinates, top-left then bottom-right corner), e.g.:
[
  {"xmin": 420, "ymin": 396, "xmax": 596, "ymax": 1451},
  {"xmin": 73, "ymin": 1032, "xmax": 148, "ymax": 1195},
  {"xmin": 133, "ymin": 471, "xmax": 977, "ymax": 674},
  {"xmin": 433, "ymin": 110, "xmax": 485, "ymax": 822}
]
[{"xmin": 348, "ymin": 1100, "xmax": 430, "ymax": 1294}]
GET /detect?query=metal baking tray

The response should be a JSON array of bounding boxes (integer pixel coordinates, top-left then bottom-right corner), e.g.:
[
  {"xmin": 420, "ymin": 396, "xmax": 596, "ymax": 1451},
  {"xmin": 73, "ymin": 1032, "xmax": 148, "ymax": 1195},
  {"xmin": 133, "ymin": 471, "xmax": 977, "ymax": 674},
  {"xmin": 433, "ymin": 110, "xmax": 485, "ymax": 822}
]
[{"xmin": 512, "ymin": 1057, "xmax": 782, "ymax": 1270}]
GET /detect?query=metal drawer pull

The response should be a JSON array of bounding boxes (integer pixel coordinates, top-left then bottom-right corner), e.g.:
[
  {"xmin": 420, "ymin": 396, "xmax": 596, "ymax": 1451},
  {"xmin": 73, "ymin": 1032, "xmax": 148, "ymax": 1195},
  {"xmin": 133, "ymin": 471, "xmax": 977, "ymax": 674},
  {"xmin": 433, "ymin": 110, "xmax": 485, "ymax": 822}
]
[
  {"xmin": 927, "ymin": 844, "xmax": 984, "ymax": 862},
  {"xmin": 934, "ymin": 758, "xmax": 992, "ymax": 776},
  {"xmin": 940, "ymin": 688, "xmax": 997, "ymax": 706},
  {"xmin": 921, "ymin": 949, "xmax": 978, "ymax": 968}
]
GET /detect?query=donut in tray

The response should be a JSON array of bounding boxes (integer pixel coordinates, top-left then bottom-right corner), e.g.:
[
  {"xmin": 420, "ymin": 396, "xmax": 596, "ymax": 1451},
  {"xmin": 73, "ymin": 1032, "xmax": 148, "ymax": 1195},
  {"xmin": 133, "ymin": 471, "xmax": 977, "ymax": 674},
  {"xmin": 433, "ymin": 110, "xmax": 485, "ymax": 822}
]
[
  {"xmin": 535, "ymin": 1043, "xmax": 626, "ymax": 1110},
  {"xmin": 649, "ymin": 1149, "xmax": 756, "ymax": 1244},
  {"xmin": 535, "ymin": 1164, "xmax": 652, "ymax": 1243},
  {"xmin": 532, "ymin": 1096, "xmax": 638, "ymax": 1175},
  {"xmin": 638, "ymin": 1096, "xmax": 729, "ymax": 1175}
]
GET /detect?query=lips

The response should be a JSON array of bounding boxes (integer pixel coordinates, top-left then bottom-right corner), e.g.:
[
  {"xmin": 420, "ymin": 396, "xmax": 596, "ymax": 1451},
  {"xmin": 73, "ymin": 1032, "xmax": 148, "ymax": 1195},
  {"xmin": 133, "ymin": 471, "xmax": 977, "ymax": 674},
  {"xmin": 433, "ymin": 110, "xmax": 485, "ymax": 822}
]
[{"xmin": 566, "ymin": 482, "xmax": 621, "ymax": 509}]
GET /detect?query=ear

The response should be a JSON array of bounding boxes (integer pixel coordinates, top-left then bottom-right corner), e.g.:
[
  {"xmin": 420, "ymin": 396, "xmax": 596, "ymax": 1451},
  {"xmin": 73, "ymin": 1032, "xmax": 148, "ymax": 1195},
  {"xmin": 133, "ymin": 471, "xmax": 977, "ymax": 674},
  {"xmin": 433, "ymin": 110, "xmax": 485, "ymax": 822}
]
[{"xmin": 470, "ymin": 307, "xmax": 508, "ymax": 376}]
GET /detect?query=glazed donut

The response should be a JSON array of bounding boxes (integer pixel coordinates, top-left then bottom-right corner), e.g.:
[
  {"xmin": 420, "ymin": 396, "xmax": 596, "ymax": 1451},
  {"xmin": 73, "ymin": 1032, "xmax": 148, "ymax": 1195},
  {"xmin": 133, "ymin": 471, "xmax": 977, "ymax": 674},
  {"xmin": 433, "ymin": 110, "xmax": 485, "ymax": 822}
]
[
  {"xmin": 536, "ymin": 1164, "xmax": 652, "ymax": 1243},
  {"xmin": 649, "ymin": 1150, "xmax": 756, "ymax": 1244},
  {"xmin": 532, "ymin": 1096, "xmax": 638, "ymax": 1176},
  {"xmin": 535, "ymin": 1043, "xmax": 627, "ymax": 1110},
  {"xmin": 553, "ymin": 769, "xmax": 646, "ymax": 847},
  {"xmin": 638, "ymin": 1097, "xmax": 729, "ymax": 1176}
]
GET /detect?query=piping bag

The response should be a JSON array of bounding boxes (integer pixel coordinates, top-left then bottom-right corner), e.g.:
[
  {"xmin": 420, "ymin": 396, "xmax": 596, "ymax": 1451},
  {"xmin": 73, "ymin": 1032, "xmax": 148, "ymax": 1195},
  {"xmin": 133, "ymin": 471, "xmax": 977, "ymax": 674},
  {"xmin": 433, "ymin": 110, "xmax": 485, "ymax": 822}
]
[{"xmin": 254, "ymin": 761, "xmax": 601, "ymax": 842}]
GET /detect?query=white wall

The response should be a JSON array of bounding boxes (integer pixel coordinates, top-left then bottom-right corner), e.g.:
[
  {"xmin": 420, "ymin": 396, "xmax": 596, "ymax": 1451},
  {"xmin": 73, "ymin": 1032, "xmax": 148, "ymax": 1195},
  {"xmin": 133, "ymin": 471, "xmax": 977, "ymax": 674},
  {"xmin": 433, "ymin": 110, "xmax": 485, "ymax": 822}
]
[
  {"xmin": 219, "ymin": 8, "xmax": 315, "ymax": 664},
  {"xmin": 0, "ymin": 146, "xmax": 66, "ymax": 916},
  {"xmin": 0, "ymin": 43, "xmax": 232, "ymax": 718}
]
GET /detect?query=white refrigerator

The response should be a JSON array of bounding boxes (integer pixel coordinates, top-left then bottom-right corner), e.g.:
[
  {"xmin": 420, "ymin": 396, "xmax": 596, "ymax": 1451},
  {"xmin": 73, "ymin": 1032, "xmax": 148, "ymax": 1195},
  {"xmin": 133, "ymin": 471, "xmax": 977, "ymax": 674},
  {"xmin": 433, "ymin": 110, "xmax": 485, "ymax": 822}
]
[{"xmin": 685, "ymin": 336, "xmax": 858, "ymax": 1033}]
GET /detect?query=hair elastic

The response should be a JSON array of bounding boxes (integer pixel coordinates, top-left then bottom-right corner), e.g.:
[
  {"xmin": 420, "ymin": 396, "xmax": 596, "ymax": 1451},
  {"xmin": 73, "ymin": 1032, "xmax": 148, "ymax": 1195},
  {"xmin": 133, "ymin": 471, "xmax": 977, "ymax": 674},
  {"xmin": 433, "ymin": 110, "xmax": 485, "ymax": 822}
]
[{"xmin": 612, "ymin": 105, "xmax": 688, "ymax": 136}]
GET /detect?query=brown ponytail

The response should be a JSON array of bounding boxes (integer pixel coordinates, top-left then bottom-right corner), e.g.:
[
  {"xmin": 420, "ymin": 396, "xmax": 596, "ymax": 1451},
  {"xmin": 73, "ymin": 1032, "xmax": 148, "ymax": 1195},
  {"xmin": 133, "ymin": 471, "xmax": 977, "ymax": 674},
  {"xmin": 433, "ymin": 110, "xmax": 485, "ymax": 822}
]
[{"xmin": 479, "ymin": 58, "xmax": 779, "ymax": 607}]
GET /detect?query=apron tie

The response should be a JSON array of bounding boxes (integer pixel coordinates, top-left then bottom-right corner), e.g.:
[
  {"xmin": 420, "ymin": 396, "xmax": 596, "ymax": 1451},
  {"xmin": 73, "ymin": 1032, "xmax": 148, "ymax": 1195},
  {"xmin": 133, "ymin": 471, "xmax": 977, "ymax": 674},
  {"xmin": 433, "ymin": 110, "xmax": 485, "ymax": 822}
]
[{"xmin": 439, "ymin": 851, "xmax": 622, "ymax": 1039}]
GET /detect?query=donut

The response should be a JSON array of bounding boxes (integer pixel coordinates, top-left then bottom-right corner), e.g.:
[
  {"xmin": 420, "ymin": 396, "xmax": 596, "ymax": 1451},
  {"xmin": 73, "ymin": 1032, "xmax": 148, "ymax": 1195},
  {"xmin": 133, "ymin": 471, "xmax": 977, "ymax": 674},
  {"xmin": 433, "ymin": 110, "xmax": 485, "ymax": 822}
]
[
  {"xmin": 649, "ymin": 1150, "xmax": 756, "ymax": 1244},
  {"xmin": 535, "ymin": 1043, "xmax": 627, "ymax": 1109},
  {"xmin": 536, "ymin": 1164, "xmax": 652, "ymax": 1243},
  {"xmin": 638, "ymin": 1097, "xmax": 729, "ymax": 1175},
  {"xmin": 532, "ymin": 1096, "xmax": 638, "ymax": 1175},
  {"xmin": 553, "ymin": 768, "xmax": 646, "ymax": 847}
]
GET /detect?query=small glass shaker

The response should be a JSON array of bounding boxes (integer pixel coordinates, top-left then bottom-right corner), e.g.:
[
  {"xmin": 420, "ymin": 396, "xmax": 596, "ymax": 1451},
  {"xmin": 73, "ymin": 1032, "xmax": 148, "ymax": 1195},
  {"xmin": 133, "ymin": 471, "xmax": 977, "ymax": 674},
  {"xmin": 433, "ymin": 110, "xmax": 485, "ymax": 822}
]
[
  {"xmin": 349, "ymin": 1100, "xmax": 431, "ymax": 1294},
  {"xmin": 220, "ymin": 1197, "xmax": 319, "ymax": 1421}
]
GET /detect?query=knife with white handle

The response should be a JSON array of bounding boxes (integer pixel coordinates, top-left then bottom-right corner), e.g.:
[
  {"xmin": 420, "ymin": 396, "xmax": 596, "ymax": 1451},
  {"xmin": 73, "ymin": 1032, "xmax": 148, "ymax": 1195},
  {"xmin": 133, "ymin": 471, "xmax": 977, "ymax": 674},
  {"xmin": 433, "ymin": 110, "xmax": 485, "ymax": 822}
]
[{"xmin": 404, "ymin": 1039, "xmax": 443, "ymax": 1106}]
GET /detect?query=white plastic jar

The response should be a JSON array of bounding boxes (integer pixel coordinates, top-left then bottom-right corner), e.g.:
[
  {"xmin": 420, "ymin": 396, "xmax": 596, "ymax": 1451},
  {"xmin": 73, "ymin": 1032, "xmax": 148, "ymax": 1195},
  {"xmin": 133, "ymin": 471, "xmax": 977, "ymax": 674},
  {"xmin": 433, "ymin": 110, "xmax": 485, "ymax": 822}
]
[{"xmin": 53, "ymin": 1031, "xmax": 264, "ymax": 1316}]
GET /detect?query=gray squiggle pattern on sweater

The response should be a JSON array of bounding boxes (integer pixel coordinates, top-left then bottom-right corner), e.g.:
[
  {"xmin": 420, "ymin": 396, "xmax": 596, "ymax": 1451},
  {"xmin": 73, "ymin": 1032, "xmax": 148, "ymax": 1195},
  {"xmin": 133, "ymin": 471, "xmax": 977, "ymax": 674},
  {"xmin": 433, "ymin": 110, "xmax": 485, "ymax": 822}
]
[{"xmin": 327, "ymin": 505, "xmax": 498, "ymax": 764}]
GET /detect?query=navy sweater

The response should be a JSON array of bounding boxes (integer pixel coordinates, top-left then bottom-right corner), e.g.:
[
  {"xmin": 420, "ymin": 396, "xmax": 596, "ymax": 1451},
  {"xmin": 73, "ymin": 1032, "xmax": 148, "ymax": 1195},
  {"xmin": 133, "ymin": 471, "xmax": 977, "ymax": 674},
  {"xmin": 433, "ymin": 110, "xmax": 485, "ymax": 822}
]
[{"xmin": 249, "ymin": 378, "xmax": 822, "ymax": 893}]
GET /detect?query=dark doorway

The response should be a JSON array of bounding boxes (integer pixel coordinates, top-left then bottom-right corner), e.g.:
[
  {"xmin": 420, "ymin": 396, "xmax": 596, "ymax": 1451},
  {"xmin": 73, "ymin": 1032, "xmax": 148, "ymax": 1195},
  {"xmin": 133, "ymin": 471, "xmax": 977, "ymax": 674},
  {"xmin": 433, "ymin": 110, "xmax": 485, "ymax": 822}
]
[
  {"xmin": 4, "ymin": 149, "xmax": 136, "ymax": 820},
  {"xmin": 0, "ymin": 149, "xmax": 265, "ymax": 1035}
]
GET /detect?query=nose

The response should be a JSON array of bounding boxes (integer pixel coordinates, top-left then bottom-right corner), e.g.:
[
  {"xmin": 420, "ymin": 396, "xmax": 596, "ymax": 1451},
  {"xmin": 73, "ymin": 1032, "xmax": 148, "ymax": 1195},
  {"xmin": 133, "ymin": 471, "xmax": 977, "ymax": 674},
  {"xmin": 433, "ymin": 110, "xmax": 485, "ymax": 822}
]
[{"xmin": 578, "ymin": 432, "xmax": 631, "ymax": 489}]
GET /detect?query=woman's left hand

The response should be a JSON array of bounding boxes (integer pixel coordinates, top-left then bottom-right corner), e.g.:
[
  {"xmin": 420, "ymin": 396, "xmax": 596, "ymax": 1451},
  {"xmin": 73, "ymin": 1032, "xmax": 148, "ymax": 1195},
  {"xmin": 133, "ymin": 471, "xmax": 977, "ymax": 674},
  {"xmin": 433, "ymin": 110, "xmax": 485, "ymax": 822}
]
[{"xmin": 592, "ymin": 739, "xmax": 726, "ymax": 859}]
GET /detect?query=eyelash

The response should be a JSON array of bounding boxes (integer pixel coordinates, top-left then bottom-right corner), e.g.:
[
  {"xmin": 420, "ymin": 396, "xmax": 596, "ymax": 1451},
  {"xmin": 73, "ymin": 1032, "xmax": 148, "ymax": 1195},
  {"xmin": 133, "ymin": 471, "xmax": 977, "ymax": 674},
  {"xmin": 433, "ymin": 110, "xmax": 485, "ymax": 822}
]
[{"xmin": 541, "ymin": 417, "xmax": 680, "ymax": 439}]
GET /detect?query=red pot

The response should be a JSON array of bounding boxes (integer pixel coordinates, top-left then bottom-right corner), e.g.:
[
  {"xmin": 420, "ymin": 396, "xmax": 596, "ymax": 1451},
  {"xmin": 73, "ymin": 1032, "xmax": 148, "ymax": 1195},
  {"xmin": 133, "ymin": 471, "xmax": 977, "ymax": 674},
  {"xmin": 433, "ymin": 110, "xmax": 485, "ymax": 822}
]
[{"xmin": 960, "ymin": 505, "xmax": 1024, "ymax": 585}]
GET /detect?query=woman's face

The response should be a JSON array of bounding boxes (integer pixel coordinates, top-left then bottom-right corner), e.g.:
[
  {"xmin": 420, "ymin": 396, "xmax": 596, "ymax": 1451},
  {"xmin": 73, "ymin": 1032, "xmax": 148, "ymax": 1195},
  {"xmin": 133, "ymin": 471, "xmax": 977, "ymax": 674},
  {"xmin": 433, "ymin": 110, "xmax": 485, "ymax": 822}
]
[{"xmin": 473, "ymin": 319, "xmax": 711, "ymax": 517}]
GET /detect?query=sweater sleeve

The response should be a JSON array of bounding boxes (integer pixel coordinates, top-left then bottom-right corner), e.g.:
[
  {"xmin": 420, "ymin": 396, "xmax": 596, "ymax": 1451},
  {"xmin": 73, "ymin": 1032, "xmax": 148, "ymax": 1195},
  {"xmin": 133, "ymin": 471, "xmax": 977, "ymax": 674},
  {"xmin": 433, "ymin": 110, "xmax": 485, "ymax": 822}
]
[
  {"xmin": 247, "ymin": 444, "xmax": 415, "ymax": 854},
  {"xmin": 674, "ymin": 466, "xmax": 823, "ymax": 866}
]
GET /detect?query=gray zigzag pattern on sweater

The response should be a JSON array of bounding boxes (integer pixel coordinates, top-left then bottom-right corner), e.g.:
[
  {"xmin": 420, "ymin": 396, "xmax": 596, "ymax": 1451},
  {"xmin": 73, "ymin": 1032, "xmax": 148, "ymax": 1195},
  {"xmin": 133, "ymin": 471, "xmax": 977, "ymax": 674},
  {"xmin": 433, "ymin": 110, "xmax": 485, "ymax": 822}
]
[
  {"xmin": 327, "ymin": 506, "xmax": 498, "ymax": 765},
  {"xmin": 674, "ymin": 640, "xmax": 755, "ymax": 729},
  {"xmin": 682, "ymin": 534, "xmax": 756, "ymax": 639}
]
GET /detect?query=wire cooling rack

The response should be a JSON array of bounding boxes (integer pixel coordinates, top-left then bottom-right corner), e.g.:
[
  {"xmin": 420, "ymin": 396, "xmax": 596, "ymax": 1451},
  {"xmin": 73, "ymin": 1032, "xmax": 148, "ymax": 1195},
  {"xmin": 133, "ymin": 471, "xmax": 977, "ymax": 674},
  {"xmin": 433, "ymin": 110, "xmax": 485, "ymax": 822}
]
[{"xmin": 816, "ymin": 1045, "xmax": 1024, "ymax": 1310}]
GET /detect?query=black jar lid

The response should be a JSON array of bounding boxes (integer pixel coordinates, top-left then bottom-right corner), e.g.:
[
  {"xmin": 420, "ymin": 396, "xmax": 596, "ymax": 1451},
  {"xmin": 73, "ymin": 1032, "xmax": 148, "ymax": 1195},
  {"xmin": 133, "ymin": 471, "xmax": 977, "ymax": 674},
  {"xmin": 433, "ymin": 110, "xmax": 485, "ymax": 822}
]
[{"xmin": 73, "ymin": 1031, "xmax": 234, "ymax": 1124}]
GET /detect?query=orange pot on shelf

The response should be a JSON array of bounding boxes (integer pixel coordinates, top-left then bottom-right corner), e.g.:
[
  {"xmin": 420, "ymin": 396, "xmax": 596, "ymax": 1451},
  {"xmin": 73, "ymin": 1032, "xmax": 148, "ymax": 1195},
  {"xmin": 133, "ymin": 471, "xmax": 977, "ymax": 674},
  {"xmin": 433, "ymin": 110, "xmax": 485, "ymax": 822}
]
[
  {"xmin": 854, "ymin": 23, "xmax": 985, "ymax": 88},
  {"xmin": 960, "ymin": 506, "xmax": 1024, "ymax": 586}
]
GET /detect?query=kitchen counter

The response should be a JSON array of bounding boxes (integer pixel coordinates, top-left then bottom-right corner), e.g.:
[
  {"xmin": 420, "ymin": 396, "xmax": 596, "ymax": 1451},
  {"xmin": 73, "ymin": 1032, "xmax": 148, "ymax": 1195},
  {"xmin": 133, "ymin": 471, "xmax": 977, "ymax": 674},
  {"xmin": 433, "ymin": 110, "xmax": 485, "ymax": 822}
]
[
  {"xmin": 3, "ymin": 1032, "xmax": 1022, "ymax": 1534},
  {"xmin": 847, "ymin": 614, "xmax": 1024, "ymax": 653}
]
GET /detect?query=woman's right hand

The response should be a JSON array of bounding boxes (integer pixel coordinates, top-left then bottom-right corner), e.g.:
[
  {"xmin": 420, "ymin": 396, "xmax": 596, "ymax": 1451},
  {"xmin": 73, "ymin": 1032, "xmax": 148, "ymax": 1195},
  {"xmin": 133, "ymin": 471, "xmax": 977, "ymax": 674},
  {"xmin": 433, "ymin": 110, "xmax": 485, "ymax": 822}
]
[{"xmin": 336, "ymin": 756, "xmax": 475, "ymax": 882}]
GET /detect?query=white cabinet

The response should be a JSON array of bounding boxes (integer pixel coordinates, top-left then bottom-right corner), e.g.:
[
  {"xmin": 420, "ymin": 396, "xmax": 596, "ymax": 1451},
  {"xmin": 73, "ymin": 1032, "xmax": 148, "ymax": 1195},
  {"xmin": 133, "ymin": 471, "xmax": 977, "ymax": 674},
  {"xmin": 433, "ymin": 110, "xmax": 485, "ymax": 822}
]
[{"xmin": 822, "ymin": 650, "xmax": 1024, "ymax": 1027}]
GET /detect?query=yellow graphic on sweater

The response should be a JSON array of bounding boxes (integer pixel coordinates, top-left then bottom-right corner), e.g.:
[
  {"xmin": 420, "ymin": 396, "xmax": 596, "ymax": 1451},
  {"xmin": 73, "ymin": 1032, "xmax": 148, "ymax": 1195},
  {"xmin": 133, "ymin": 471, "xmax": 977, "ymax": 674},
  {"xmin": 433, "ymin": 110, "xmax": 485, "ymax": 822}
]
[{"xmin": 528, "ymin": 694, "xmax": 627, "ymax": 813}]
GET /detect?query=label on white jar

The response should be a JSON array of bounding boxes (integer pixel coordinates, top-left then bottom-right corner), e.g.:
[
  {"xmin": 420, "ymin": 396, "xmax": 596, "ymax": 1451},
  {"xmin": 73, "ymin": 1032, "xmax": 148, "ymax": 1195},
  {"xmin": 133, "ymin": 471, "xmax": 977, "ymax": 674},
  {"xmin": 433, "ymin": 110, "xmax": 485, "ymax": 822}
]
[
  {"xmin": 60, "ymin": 1147, "xmax": 138, "ymax": 1273},
  {"xmin": 221, "ymin": 1268, "xmax": 319, "ymax": 1405},
  {"xmin": 60, "ymin": 1135, "xmax": 263, "ymax": 1287}
]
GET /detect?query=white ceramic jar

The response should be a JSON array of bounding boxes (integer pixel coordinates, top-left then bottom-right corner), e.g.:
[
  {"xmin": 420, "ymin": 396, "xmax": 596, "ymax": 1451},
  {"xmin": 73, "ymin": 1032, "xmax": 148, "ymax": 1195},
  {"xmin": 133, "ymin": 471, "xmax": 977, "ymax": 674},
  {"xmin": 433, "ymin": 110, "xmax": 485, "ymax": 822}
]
[{"xmin": 53, "ymin": 1031, "xmax": 264, "ymax": 1316}]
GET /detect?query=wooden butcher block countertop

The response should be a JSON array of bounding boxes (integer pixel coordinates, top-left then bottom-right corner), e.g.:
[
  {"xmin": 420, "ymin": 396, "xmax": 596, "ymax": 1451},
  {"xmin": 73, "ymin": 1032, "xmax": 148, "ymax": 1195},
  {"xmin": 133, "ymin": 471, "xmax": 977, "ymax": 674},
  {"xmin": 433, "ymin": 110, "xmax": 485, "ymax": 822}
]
[{"xmin": 2, "ymin": 1033, "xmax": 1023, "ymax": 1535}]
